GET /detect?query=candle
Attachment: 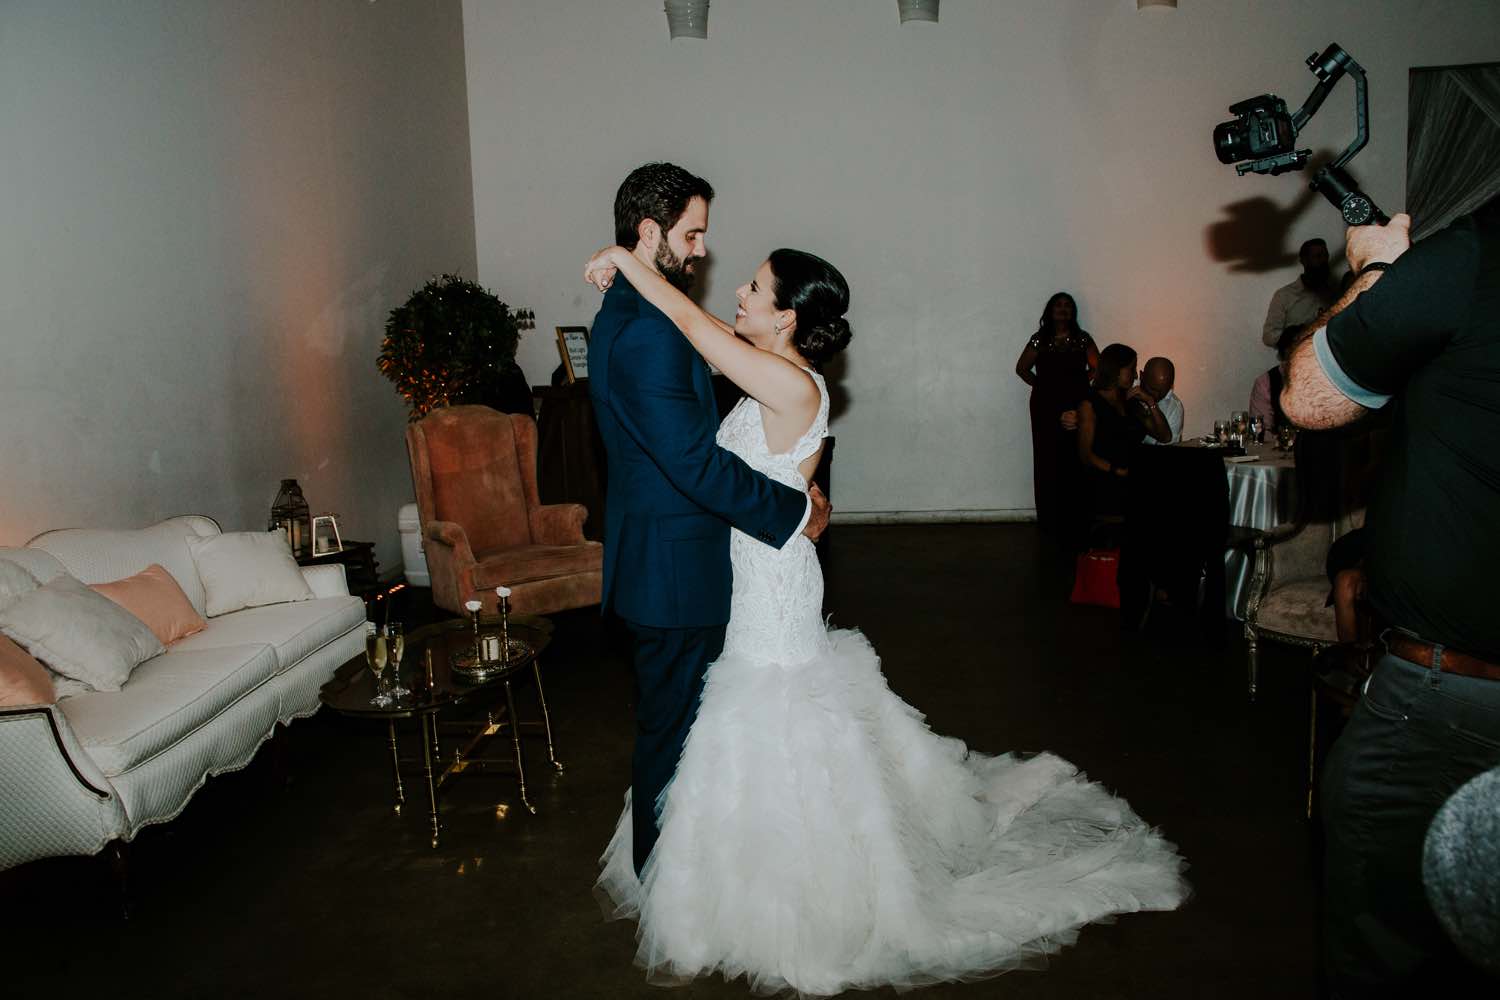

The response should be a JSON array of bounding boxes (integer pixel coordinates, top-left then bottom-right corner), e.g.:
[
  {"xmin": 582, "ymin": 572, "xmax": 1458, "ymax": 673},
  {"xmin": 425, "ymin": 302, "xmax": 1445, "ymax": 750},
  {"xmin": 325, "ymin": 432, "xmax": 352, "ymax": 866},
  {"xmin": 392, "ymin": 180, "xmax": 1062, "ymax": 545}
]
[
  {"xmin": 464, "ymin": 600, "xmax": 482, "ymax": 613},
  {"xmin": 495, "ymin": 586, "xmax": 511, "ymax": 599}
]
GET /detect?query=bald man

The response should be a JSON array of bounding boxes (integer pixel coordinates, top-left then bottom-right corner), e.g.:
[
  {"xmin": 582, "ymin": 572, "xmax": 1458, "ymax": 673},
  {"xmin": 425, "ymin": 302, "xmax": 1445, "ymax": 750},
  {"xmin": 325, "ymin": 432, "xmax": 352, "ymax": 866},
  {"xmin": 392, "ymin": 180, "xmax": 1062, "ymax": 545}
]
[{"xmin": 1139, "ymin": 357, "xmax": 1184, "ymax": 445}]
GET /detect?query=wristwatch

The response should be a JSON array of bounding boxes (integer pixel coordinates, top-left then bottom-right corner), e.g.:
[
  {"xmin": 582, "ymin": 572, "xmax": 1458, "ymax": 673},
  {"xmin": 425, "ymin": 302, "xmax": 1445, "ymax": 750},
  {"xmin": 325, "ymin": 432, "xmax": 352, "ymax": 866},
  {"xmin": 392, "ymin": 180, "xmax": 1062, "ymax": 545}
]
[{"xmin": 1357, "ymin": 261, "xmax": 1391, "ymax": 279}]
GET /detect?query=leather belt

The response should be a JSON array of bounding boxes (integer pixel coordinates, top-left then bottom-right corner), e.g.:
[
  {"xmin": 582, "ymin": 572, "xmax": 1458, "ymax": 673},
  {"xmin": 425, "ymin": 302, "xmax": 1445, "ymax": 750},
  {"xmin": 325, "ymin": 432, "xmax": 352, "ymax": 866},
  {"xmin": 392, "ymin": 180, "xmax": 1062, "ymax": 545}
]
[{"xmin": 1385, "ymin": 634, "xmax": 1500, "ymax": 684}]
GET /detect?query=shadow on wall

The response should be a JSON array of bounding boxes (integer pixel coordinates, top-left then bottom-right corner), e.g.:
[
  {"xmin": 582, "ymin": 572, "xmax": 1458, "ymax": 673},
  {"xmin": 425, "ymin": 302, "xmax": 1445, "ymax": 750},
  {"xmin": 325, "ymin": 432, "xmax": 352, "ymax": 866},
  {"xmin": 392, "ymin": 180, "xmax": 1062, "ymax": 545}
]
[
  {"xmin": 1204, "ymin": 148, "xmax": 1364, "ymax": 274},
  {"xmin": 1204, "ymin": 190, "xmax": 1317, "ymax": 273}
]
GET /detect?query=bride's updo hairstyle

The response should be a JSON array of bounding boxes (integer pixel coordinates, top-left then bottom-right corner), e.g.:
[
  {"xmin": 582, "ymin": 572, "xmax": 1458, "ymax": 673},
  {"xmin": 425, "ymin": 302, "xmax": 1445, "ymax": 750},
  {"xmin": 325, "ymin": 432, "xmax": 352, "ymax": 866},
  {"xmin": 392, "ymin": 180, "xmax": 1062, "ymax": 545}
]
[{"xmin": 768, "ymin": 249, "xmax": 852, "ymax": 367}]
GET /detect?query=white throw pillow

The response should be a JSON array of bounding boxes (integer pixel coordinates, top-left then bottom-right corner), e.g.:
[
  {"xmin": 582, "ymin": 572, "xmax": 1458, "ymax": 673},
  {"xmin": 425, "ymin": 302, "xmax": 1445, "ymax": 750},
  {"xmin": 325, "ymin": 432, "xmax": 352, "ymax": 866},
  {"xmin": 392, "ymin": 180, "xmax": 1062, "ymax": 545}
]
[
  {"xmin": 0, "ymin": 559, "xmax": 40, "ymax": 609},
  {"xmin": 187, "ymin": 531, "xmax": 315, "ymax": 617},
  {"xmin": 0, "ymin": 574, "xmax": 164, "ymax": 692}
]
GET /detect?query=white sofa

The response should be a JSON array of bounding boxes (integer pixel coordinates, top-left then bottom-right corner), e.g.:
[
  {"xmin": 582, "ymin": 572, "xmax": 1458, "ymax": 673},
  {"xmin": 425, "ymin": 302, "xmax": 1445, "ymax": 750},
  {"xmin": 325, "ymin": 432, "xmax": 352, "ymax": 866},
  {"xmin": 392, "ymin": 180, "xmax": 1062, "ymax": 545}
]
[{"xmin": 0, "ymin": 516, "xmax": 366, "ymax": 871}]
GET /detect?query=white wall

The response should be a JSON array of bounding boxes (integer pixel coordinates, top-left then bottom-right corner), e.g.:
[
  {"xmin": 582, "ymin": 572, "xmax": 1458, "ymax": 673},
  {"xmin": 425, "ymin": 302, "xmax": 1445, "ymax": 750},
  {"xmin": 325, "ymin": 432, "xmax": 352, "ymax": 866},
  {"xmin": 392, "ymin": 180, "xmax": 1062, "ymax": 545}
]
[
  {"xmin": 464, "ymin": 0, "xmax": 1499, "ymax": 517},
  {"xmin": 0, "ymin": 0, "xmax": 477, "ymax": 570}
]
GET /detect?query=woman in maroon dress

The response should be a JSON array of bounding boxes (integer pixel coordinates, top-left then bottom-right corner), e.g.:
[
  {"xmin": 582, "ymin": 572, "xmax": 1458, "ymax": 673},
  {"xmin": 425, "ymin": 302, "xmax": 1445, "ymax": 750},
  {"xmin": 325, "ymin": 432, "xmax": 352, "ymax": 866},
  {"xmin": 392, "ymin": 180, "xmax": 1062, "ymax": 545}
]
[{"xmin": 1015, "ymin": 292, "xmax": 1098, "ymax": 535}]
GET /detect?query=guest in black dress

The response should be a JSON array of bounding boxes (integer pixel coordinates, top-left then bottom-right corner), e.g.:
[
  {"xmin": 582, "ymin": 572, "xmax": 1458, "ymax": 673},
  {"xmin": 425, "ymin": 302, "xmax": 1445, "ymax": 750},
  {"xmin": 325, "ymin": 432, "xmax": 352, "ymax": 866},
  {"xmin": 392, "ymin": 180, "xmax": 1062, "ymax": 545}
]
[
  {"xmin": 1015, "ymin": 292, "xmax": 1098, "ymax": 533},
  {"xmin": 1076, "ymin": 344, "xmax": 1169, "ymax": 520}
]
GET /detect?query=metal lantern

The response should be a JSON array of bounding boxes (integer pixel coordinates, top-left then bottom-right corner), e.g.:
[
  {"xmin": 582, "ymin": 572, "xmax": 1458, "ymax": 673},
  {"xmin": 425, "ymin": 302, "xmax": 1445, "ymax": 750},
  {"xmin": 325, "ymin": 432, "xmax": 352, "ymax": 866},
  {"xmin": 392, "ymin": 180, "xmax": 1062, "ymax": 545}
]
[
  {"xmin": 898, "ymin": 0, "xmax": 939, "ymax": 24},
  {"xmin": 268, "ymin": 479, "xmax": 313, "ymax": 558},
  {"xmin": 665, "ymin": 0, "xmax": 709, "ymax": 39}
]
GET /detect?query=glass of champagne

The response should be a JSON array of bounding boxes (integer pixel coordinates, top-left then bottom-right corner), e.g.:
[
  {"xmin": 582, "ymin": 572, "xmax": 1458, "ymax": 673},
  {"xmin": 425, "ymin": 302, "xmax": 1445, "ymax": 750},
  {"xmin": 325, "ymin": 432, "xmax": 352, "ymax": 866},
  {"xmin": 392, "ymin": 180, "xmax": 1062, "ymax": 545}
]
[
  {"xmin": 1213, "ymin": 419, "xmax": 1228, "ymax": 444},
  {"xmin": 386, "ymin": 622, "xmax": 409, "ymax": 698},
  {"xmin": 1231, "ymin": 410, "xmax": 1250, "ymax": 438},
  {"xmin": 365, "ymin": 622, "xmax": 392, "ymax": 708}
]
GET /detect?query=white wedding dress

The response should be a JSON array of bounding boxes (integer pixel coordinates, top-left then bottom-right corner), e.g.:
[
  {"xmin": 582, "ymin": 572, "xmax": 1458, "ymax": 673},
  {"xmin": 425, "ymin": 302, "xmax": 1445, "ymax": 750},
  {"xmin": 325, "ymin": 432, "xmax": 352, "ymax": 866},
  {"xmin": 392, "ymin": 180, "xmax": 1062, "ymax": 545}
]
[{"xmin": 597, "ymin": 371, "xmax": 1189, "ymax": 996}]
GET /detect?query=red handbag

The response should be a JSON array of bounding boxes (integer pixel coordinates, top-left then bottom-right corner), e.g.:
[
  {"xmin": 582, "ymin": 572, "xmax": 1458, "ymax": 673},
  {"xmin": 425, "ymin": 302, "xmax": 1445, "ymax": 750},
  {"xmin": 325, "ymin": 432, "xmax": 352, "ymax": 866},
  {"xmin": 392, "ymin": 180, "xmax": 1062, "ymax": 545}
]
[{"xmin": 1070, "ymin": 548, "xmax": 1121, "ymax": 608}]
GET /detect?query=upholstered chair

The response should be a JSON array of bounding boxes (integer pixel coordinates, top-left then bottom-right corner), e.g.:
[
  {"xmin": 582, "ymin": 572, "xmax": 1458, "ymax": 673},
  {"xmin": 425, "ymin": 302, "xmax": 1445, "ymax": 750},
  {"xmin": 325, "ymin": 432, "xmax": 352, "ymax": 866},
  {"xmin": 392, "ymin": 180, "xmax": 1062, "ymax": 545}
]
[
  {"xmin": 406, "ymin": 406, "xmax": 602, "ymax": 617},
  {"xmin": 1243, "ymin": 510, "xmax": 1364, "ymax": 818}
]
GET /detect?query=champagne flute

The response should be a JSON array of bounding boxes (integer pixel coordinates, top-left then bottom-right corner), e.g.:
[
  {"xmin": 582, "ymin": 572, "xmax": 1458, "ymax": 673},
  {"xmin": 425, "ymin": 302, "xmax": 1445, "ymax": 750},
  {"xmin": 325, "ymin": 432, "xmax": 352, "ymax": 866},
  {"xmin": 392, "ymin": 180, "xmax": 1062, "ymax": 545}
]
[
  {"xmin": 386, "ymin": 622, "xmax": 409, "ymax": 698},
  {"xmin": 365, "ymin": 622, "xmax": 392, "ymax": 708}
]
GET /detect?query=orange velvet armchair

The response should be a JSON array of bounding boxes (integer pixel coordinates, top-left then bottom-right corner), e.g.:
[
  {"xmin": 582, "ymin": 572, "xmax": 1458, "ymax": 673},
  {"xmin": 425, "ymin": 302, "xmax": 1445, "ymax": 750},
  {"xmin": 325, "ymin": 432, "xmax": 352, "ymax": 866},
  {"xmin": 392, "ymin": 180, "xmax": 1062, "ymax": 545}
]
[{"xmin": 406, "ymin": 406, "xmax": 602, "ymax": 616}]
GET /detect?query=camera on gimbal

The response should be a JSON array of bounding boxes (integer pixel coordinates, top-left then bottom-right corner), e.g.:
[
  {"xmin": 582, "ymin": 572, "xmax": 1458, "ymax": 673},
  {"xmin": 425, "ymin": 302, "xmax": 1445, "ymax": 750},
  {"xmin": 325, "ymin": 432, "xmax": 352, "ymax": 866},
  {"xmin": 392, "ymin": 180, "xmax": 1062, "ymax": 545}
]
[{"xmin": 1214, "ymin": 44, "xmax": 1388, "ymax": 227}]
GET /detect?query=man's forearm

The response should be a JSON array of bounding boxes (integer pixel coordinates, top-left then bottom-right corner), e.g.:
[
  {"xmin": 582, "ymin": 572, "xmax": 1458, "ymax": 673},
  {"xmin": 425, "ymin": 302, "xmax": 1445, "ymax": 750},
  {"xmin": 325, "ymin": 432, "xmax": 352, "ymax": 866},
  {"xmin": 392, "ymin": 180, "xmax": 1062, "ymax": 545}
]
[{"xmin": 1282, "ymin": 271, "xmax": 1383, "ymax": 429}]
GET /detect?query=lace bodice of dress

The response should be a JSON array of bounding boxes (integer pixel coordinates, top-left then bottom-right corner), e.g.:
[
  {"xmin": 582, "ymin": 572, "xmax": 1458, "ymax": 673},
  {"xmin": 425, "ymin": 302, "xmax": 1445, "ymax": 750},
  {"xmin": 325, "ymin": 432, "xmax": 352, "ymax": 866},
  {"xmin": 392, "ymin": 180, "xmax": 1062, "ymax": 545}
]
[{"xmin": 715, "ymin": 370, "xmax": 830, "ymax": 665}]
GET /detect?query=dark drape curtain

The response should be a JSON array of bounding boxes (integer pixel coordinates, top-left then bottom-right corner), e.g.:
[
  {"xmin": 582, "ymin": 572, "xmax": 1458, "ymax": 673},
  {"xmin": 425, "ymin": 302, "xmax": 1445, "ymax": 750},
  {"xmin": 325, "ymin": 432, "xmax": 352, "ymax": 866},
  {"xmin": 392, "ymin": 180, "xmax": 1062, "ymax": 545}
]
[{"xmin": 1408, "ymin": 63, "xmax": 1500, "ymax": 240}]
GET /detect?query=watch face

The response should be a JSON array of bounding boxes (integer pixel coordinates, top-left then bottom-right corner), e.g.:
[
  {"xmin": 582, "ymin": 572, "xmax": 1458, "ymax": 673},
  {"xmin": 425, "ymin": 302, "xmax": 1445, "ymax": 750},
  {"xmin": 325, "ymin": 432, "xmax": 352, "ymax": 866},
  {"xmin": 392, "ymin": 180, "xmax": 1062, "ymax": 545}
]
[{"xmin": 1343, "ymin": 196, "xmax": 1374, "ymax": 226}]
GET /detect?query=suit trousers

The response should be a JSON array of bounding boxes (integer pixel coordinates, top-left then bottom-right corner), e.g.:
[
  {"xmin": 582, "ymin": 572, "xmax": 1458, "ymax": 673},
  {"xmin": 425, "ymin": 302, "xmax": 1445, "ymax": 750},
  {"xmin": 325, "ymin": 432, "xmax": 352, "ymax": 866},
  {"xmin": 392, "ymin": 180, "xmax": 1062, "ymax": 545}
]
[
  {"xmin": 1320, "ymin": 650, "xmax": 1500, "ymax": 996},
  {"xmin": 624, "ymin": 619, "xmax": 727, "ymax": 876}
]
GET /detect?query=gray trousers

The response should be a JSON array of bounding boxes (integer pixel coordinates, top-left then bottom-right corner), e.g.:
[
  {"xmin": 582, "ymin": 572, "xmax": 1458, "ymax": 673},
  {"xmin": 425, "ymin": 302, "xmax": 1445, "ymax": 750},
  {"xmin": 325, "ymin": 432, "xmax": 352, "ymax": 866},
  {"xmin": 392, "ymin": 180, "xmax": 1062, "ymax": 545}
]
[{"xmin": 1321, "ymin": 649, "xmax": 1500, "ymax": 995}]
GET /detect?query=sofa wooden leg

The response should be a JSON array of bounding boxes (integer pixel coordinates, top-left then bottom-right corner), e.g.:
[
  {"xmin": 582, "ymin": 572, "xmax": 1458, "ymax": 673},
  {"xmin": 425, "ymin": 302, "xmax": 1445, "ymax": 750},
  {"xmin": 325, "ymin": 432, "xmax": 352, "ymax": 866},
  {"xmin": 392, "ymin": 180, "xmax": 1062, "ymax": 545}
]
[
  {"xmin": 268, "ymin": 722, "xmax": 292, "ymax": 789},
  {"xmin": 1244, "ymin": 626, "xmax": 1259, "ymax": 702},
  {"xmin": 105, "ymin": 840, "xmax": 133, "ymax": 920}
]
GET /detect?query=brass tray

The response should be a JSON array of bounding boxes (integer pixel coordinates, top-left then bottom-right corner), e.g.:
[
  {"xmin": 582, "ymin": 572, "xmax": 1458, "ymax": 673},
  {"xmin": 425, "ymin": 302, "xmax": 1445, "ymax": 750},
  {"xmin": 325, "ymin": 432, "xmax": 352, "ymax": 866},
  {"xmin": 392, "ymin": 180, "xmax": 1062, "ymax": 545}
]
[{"xmin": 450, "ymin": 638, "xmax": 535, "ymax": 684}]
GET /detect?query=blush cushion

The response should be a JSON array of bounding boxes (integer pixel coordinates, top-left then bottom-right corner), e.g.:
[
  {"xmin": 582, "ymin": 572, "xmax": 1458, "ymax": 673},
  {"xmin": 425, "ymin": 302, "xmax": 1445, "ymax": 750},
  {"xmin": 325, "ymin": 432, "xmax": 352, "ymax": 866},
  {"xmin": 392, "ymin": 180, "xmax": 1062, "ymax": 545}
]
[
  {"xmin": 0, "ymin": 574, "xmax": 165, "ymax": 692},
  {"xmin": 0, "ymin": 634, "xmax": 56, "ymax": 706},
  {"xmin": 89, "ymin": 563, "xmax": 208, "ymax": 646}
]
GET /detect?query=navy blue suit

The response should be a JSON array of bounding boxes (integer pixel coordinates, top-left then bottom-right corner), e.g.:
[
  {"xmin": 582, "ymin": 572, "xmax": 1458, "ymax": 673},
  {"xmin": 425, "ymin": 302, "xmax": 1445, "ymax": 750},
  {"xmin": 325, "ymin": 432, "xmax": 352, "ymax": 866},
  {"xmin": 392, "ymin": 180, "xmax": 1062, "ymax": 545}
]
[{"xmin": 589, "ymin": 277, "xmax": 806, "ymax": 873}]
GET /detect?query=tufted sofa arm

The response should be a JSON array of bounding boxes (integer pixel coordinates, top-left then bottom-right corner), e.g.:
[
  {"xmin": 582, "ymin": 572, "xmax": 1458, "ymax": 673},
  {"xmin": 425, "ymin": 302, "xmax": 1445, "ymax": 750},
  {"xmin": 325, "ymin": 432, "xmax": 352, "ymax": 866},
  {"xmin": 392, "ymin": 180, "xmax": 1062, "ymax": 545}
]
[{"xmin": 530, "ymin": 503, "xmax": 589, "ymax": 546}]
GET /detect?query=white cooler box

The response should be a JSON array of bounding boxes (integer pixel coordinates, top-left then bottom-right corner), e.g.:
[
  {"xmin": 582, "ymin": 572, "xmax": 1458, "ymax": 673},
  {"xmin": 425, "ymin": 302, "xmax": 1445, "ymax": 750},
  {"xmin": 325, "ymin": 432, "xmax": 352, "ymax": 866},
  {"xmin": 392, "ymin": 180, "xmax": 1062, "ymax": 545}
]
[{"xmin": 397, "ymin": 502, "xmax": 430, "ymax": 587}]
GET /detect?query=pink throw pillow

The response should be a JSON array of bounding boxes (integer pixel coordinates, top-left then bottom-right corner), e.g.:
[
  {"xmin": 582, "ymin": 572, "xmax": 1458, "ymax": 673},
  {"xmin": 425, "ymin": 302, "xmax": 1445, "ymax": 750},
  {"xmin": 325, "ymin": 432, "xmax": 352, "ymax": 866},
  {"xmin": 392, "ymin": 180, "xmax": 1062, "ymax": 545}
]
[
  {"xmin": 0, "ymin": 634, "xmax": 56, "ymax": 706},
  {"xmin": 90, "ymin": 564, "xmax": 207, "ymax": 646}
]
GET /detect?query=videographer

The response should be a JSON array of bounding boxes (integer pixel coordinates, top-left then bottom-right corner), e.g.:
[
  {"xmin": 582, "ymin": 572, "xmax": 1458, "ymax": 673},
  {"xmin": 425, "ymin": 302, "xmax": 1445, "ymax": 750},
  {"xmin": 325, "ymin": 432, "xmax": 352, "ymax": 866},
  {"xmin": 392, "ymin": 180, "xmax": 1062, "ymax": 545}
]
[{"xmin": 1282, "ymin": 196, "xmax": 1500, "ymax": 995}]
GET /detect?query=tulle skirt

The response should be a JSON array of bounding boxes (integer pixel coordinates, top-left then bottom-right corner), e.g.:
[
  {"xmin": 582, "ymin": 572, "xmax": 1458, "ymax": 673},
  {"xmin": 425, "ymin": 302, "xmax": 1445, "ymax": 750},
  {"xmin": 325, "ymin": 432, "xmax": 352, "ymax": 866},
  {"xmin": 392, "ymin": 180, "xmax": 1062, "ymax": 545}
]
[{"xmin": 597, "ymin": 628, "xmax": 1189, "ymax": 997}]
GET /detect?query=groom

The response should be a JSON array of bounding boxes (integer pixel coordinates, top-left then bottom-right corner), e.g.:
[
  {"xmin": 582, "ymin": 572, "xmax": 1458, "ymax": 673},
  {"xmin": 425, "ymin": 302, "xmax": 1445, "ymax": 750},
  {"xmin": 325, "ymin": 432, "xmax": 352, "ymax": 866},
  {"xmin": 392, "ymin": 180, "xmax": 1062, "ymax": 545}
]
[{"xmin": 589, "ymin": 162, "xmax": 829, "ymax": 875}]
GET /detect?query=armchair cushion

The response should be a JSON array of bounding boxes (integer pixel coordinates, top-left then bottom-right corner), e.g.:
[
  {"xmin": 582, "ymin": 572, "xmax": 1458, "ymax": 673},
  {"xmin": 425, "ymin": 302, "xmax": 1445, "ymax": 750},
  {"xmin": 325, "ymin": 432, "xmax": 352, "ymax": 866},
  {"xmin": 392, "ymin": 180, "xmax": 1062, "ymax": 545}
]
[
  {"xmin": 1253, "ymin": 579, "xmax": 1339, "ymax": 644},
  {"xmin": 472, "ymin": 543, "xmax": 603, "ymax": 590}
]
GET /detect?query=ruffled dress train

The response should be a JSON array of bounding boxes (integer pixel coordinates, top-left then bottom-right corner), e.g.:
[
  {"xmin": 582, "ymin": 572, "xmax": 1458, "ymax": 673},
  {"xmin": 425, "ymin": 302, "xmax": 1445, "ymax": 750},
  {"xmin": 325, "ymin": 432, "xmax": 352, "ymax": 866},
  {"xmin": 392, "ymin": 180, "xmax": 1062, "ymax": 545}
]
[{"xmin": 597, "ymin": 373, "xmax": 1188, "ymax": 996}]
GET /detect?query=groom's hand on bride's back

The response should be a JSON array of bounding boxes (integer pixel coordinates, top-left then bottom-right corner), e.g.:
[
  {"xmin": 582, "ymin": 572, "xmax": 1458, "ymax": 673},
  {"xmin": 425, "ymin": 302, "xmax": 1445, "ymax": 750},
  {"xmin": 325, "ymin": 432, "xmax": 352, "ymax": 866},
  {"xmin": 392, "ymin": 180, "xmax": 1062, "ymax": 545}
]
[{"xmin": 803, "ymin": 484, "xmax": 831, "ymax": 542}]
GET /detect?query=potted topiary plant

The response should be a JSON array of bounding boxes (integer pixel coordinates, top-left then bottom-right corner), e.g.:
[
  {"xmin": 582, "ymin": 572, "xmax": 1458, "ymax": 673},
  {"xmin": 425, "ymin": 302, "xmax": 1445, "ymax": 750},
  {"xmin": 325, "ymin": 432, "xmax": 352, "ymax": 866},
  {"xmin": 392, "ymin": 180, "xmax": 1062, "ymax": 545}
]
[{"xmin": 377, "ymin": 274, "xmax": 535, "ymax": 420}]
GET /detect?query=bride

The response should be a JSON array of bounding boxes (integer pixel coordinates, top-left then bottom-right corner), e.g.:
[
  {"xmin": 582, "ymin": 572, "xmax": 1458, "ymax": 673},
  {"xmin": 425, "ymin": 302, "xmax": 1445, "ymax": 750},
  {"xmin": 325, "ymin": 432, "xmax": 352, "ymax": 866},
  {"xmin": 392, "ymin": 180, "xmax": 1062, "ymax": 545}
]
[{"xmin": 583, "ymin": 244, "xmax": 1188, "ymax": 997}]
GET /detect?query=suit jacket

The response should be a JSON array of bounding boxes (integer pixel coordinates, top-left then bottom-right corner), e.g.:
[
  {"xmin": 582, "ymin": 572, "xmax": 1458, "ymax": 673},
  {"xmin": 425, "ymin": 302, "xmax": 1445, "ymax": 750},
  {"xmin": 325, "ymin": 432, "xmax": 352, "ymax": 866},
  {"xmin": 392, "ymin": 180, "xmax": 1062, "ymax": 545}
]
[{"xmin": 588, "ymin": 277, "xmax": 807, "ymax": 628}]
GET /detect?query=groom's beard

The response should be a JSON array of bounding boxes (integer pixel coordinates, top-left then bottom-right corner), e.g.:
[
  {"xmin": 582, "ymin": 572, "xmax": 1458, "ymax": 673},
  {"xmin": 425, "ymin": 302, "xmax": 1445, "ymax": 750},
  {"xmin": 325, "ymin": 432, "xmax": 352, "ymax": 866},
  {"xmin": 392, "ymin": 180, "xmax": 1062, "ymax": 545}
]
[{"xmin": 655, "ymin": 241, "xmax": 699, "ymax": 292}]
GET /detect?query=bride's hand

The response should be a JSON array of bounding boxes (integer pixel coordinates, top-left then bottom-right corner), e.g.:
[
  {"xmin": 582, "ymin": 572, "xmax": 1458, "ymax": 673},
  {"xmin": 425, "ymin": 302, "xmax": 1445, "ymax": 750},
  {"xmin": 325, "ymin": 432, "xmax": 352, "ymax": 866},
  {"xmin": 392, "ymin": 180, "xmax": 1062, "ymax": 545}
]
[{"xmin": 584, "ymin": 246, "xmax": 623, "ymax": 292}]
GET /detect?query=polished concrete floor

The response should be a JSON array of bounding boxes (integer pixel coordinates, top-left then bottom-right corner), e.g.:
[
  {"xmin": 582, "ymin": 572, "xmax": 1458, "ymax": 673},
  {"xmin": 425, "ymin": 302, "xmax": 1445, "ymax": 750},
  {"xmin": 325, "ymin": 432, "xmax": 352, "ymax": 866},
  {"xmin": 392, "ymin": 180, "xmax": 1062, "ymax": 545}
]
[{"xmin": 2, "ymin": 525, "xmax": 1324, "ymax": 999}]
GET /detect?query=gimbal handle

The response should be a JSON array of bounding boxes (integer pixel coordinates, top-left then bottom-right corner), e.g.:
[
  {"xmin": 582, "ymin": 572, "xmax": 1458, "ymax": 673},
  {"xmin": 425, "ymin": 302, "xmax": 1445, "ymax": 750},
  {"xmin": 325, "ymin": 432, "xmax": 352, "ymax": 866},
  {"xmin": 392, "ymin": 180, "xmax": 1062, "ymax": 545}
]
[
  {"xmin": 1296, "ymin": 45, "xmax": 1386, "ymax": 226},
  {"xmin": 1311, "ymin": 166, "xmax": 1388, "ymax": 227}
]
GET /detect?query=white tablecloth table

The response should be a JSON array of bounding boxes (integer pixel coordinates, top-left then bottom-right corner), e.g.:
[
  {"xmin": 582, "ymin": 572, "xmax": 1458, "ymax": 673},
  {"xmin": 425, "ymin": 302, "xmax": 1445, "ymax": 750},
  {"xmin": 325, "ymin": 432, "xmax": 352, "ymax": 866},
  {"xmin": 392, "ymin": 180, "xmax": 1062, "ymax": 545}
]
[{"xmin": 1223, "ymin": 445, "xmax": 1297, "ymax": 618}]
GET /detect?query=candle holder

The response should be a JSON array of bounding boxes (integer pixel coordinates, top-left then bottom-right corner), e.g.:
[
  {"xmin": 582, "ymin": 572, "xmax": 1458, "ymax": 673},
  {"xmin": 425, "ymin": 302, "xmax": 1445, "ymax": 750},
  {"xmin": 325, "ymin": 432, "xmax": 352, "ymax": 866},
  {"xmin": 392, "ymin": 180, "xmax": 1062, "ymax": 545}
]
[
  {"xmin": 450, "ymin": 589, "xmax": 535, "ymax": 683},
  {"xmin": 465, "ymin": 599, "xmax": 483, "ymax": 660},
  {"xmin": 497, "ymin": 587, "xmax": 512, "ymax": 665}
]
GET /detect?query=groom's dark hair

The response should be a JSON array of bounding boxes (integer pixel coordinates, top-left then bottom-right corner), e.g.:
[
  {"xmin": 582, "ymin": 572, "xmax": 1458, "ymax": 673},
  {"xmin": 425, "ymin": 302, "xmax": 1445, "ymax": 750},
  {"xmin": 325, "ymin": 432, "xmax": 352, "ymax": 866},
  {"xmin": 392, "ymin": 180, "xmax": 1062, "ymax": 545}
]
[{"xmin": 614, "ymin": 162, "xmax": 715, "ymax": 250}]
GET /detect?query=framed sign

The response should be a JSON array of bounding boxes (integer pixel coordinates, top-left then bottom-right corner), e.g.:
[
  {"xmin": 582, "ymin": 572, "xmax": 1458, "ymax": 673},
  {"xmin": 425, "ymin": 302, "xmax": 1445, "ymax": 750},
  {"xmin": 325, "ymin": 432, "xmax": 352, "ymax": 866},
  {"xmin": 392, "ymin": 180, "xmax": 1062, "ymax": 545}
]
[
  {"xmin": 311, "ymin": 514, "xmax": 344, "ymax": 555},
  {"xmin": 556, "ymin": 326, "xmax": 590, "ymax": 382}
]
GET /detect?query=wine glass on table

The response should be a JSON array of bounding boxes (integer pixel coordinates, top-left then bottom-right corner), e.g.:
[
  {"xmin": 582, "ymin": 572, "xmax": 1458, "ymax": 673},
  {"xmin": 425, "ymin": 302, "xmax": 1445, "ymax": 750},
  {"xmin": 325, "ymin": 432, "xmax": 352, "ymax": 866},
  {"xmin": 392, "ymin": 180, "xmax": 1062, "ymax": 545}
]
[
  {"xmin": 386, "ymin": 622, "xmax": 409, "ymax": 699},
  {"xmin": 365, "ymin": 622, "xmax": 392, "ymax": 708}
]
